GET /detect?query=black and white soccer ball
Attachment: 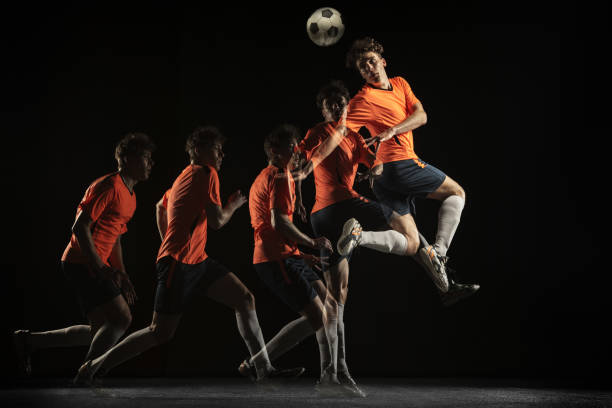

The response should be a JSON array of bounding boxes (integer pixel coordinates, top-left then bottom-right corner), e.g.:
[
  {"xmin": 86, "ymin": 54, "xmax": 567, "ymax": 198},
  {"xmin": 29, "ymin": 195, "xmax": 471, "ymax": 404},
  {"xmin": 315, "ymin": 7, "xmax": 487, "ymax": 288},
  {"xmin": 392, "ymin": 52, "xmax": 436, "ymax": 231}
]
[{"xmin": 306, "ymin": 7, "xmax": 345, "ymax": 47}]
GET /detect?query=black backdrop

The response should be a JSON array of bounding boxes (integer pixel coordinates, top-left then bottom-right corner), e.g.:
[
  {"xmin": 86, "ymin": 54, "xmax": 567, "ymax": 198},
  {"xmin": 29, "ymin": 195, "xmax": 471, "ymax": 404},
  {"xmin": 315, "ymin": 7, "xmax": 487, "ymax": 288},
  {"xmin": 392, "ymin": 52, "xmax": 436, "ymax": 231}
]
[{"xmin": 3, "ymin": 2, "xmax": 609, "ymax": 384}]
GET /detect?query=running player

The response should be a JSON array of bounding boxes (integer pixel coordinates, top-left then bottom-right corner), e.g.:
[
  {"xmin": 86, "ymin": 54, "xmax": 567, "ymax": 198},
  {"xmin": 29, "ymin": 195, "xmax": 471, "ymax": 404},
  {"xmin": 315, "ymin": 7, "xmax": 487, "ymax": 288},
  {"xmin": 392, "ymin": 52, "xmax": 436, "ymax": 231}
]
[
  {"xmin": 340, "ymin": 37, "xmax": 479, "ymax": 305},
  {"xmin": 245, "ymin": 124, "xmax": 349, "ymax": 391},
  {"xmin": 294, "ymin": 80, "xmax": 390, "ymax": 396},
  {"xmin": 74, "ymin": 126, "xmax": 295, "ymax": 383},
  {"xmin": 13, "ymin": 133, "xmax": 155, "ymax": 378}
]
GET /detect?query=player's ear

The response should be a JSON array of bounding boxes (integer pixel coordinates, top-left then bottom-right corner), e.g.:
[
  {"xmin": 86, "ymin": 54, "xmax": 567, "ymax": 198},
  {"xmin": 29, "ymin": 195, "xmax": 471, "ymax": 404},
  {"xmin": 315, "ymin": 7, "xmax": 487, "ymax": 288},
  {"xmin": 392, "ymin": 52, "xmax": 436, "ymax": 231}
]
[{"xmin": 381, "ymin": 57, "xmax": 387, "ymax": 68}]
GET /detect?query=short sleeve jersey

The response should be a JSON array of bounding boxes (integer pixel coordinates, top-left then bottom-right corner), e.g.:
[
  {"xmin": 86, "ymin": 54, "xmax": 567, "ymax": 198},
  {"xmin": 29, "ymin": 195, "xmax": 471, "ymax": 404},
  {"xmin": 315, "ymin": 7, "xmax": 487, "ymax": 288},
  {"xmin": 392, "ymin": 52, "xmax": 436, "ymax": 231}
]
[
  {"xmin": 249, "ymin": 165, "xmax": 300, "ymax": 264},
  {"xmin": 157, "ymin": 165, "xmax": 222, "ymax": 265},
  {"xmin": 346, "ymin": 76, "xmax": 421, "ymax": 164},
  {"xmin": 298, "ymin": 121, "xmax": 379, "ymax": 213},
  {"xmin": 62, "ymin": 172, "xmax": 136, "ymax": 265},
  {"xmin": 161, "ymin": 189, "xmax": 170, "ymax": 209}
]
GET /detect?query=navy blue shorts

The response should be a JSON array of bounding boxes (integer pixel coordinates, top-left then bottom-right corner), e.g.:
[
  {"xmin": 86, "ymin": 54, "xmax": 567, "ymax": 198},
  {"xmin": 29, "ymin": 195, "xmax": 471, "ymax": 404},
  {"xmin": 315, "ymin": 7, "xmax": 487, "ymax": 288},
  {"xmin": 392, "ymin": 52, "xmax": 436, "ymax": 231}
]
[
  {"xmin": 373, "ymin": 158, "xmax": 446, "ymax": 219},
  {"xmin": 154, "ymin": 256, "xmax": 230, "ymax": 314},
  {"xmin": 311, "ymin": 196, "xmax": 390, "ymax": 267},
  {"xmin": 62, "ymin": 261, "xmax": 122, "ymax": 317},
  {"xmin": 254, "ymin": 257, "xmax": 320, "ymax": 313}
]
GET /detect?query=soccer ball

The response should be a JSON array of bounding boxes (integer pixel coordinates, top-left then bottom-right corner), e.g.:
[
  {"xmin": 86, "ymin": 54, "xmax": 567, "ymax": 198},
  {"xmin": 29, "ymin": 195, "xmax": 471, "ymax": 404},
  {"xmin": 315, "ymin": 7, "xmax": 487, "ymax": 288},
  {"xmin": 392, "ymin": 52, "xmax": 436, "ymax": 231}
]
[{"xmin": 306, "ymin": 7, "xmax": 345, "ymax": 47}]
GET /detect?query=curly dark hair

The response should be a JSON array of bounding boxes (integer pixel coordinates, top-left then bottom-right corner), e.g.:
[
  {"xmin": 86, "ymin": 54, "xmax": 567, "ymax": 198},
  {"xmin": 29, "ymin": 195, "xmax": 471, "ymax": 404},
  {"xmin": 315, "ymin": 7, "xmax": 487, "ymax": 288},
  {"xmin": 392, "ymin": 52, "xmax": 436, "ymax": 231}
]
[
  {"xmin": 345, "ymin": 36, "xmax": 384, "ymax": 69},
  {"xmin": 185, "ymin": 126, "xmax": 226, "ymax": 160},
  {"xmin": 317, "ymin": 80, "xmax": 351, "ymax": 120},
  {"xmin": 316, "ymin": 80, "xmax": 350, "ymax": 112},
  {"xmin": 264, "ymin": 124, "xmax": 300, "ymax": 161},
  {"xmin": 114, "ymin": 132, "xmax": 156, "ymax": 163}
]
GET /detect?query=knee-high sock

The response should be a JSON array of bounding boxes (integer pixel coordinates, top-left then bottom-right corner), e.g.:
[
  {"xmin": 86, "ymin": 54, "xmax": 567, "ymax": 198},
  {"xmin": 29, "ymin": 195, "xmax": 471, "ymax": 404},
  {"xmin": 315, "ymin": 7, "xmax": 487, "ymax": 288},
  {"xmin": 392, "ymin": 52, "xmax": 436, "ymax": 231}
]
[
  {"xmin": 249, "ymin": 316, "xmax": 313, "ymax": 367},
  {"xmin": 337, "ymin": 304, "xmax": 349, "ymax": 373},
  {"xmin": 323, "ymin": 315, "xmax": 338, "ymax": 375},
  {"xmin": 434, "ymin": 195, "xmax": 465, "ymax": 257},
  {"xmin": 29, "ymin": 325, "xmax": 91, "ymax": 351},
  {"xmin": 360, "ymin": 230, "xmax": 408, "ymax": 255},
  {"xmin": 236, "ymin": 309, "xmax": 272, "ymax": 377},
  {"xmin": 317, "ymin": 324, "xmax": 334, "ymax": 375}
]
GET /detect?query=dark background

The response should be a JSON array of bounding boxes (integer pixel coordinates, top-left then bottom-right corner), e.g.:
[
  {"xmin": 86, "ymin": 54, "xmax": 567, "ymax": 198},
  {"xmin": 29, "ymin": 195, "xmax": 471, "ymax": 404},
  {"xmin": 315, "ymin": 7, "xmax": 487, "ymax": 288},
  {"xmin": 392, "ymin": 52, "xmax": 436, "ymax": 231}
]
[{"xmin": 2, "ymin": 1, "xmax": 609, "ymax": 385}]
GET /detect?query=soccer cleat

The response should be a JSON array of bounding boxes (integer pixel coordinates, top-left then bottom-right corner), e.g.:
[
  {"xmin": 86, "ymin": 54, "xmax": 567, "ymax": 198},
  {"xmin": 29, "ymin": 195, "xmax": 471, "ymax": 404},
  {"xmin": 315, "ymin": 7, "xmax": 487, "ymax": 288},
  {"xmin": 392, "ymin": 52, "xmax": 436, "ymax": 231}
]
[
  {"xmin": 238, "ymin": 358, "xmax": 305, "ymax": 382},
  {"xmin": 338, "ymin": 370, "xmax": 367, "ymax": 397},
  {"xmin": 417, "ymin": 245, "xmax": 449, "ymax": 293},
  {"xmin": 438, "ymin": 260, "xmax": 480, "ymax": 306},
  {"xmin": 337, "ymin": 218, "xmax": 362, "ymax": 257},
  {"xmin": 13, "ymin": 330, "xmax": 32, "ymax": 377}
]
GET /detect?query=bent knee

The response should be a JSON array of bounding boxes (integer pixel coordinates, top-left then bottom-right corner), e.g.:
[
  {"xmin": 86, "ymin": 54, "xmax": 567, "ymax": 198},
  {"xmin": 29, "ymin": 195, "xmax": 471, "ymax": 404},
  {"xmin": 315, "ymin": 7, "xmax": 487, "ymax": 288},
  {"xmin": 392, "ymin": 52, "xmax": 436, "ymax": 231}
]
[
  {"xmin": 149, "ymin": 324, "xmax": 175, "ymax": 344},
  {"xmin": 111, "ymin": 310, "xmax": 132, "ymax": 332},
  {"xmin": 403, "ymin": 233, "xmax": 420, "ymax": 256},
  {"xmin": 239, "ymin": 291, "xmax": 256, "ymax": 312}
]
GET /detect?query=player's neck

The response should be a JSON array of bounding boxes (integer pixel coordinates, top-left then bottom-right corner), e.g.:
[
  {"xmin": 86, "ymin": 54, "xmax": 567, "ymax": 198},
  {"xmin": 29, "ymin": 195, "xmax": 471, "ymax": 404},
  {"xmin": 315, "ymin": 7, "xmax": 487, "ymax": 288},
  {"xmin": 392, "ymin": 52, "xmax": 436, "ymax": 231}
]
[
  {"xmin": 369, "ymin": 78, "xmax": 391, "ymax": 90},
  {"xmin": 269, "ymin": 160, "xmax": 288, "ymax": 171},
  {"xmin": 118, "ymin": 169, "xmax": 137, "ymax": 193}
]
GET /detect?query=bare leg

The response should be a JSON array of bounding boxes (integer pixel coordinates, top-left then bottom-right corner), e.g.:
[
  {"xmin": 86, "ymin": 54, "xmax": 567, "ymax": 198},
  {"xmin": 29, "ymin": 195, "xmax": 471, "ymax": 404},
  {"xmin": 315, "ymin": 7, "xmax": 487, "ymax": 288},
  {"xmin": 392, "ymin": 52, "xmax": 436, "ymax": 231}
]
[
  {"xmin": 206, "ymin": 272, "xmax": 272, "ymax": 378},
  {"xmin": 27, "ymin": 325, "xmax": 92, "ymax": 351},
  {"xmin": 84, "ymin": 294, "xmax": 132, "ymax": 362},
  {"xmin": 88, "ymin": 312, "xmax": 181, "ymax": 378}
]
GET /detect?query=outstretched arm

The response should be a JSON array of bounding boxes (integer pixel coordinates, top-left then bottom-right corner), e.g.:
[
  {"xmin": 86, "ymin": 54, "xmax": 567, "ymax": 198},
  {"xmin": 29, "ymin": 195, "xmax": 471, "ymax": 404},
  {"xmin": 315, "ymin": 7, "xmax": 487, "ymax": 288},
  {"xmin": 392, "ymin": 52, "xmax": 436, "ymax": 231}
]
[{"xmin": 205, "ymin": 190, "xmax": 247, "ymax": 230}]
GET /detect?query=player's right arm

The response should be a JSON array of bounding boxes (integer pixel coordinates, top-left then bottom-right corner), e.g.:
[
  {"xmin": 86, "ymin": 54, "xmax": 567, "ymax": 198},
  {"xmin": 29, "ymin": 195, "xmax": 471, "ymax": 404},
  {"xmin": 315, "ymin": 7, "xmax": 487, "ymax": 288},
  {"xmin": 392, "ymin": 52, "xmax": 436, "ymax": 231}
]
[
  {"xmin": 205, "ymin": 190, "xmax": 247, "ymax": 230},
  {"xmin": 155, "ymin": 196, "xmax": 168, "ymax": 240},
  {"xmin": 72, "ymin": 211, "xmax": 111, "ymax": 275},
  {"xmin": 271, "ymin": 209, "xmax": 332, "ymax": 252}
]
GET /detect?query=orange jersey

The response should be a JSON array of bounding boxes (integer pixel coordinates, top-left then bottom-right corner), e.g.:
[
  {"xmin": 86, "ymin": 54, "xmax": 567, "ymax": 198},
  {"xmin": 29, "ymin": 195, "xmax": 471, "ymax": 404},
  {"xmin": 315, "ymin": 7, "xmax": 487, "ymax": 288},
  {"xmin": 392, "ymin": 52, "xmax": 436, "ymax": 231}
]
[
  {"xmin": 161, "ymin": 189, "xmax": 170, "ymax": 209},
  {"xmin": 249, "ymin": 165, "xmax": 300, "ymax": 264},
  {"xmin": 346, "ymin": 76, "xmax": 421, "ymax": 164},
  {"xmin": 299, "ymin": 121, "xmax": 379, "ymax": 213},
  {"xmin": 157, "ymin": 165, "xmax": 222, "ymax": 265},
  {"xmin": 62, "ymin": 172, "xmax": 136, "ymax": 265}
]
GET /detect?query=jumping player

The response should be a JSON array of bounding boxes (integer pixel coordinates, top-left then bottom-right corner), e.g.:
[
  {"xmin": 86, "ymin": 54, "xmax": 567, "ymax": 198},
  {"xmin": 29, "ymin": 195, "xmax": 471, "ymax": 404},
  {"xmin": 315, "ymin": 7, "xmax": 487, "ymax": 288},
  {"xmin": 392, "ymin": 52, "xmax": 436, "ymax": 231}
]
[
  {"xmin": 74, "ymin": 126, "xmax": 294, "ymax": 383},
  {"xmin": 245, "ymin": 124, "xmax": 352, "ymax": 391},
  {"xmin": 293, "ymin": 80, "xmax": 390, "ymax": 396},
  {"xmin": 340, "ymin": 37, "xmax": 479, "ymax": 304},
  {"xmin": 13, "ymin": 133, "xmax": 155, "ymax": 378}
]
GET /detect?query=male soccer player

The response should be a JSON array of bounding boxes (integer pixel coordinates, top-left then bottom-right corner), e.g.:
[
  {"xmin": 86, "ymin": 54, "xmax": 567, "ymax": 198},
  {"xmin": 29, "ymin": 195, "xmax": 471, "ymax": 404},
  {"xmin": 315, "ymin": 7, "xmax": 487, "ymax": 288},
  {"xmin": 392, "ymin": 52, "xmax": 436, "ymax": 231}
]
[
  {"xmin": 294, "ymin": 80, "xmax": 389, "ymax": 396},
  {"xmin": 245, "ymin": 124, "xmax": 350, "ymax": 391},
  {"xmin": 339, "ymin": 37, "xmax": 479, "ymax": 305},
  {"xmin": 13, "ymin": 133, "xmax": 155, "ymax": 378},
  {"xmin": 75, "ymin": 126, "xmax": 291, "ymax": 383}
]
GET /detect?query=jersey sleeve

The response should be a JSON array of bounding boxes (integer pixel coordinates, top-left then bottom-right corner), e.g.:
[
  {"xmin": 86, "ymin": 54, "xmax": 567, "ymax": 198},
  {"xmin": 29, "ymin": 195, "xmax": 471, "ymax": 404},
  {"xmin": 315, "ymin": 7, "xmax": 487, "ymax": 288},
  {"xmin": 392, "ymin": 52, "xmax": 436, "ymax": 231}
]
[
  {"xmin": 346, "ymin": 95, "xmax": 373, "ymax": 134},
  {"xmin": 161, "ymin": 189, "xmax": 171, "ymax": 209},
  {"xmin": 297, "ymin": 128, "xmax": 322, "ymax": 161},
  {"xmin": 270, "ymin": 172, "xmax": 294, "ymax": 216},
  {"xmin": 399, "ymin": 77, "xmax": 420, "ymax": 113},
  {"xmin": 207, "ymin": 169, "xmax": 222, "ymax": 206},
  {"xmin": 79, "ymin": 183, "xmax": 116, "ymax": 223}
]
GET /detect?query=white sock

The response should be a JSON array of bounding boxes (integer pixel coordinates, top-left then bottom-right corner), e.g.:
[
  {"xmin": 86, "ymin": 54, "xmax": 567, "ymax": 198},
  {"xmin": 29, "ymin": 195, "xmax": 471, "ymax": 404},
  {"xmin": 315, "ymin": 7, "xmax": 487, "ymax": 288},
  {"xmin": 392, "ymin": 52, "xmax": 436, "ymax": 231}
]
[
  {"xmin": 337, "ymin": 304, "xmax": 348, "ymax": 374},
  {"xmin": 323, "ymin": 316, "xmax": 338, "ymax": 375},
  {"xmin": 235, "ymin": 309, "xmax": 272, "ymax": 377},
  {"xmin": 360, "ymin": 230, "xmax": 408, "ymax": 255},
  {"xmin": 434, "ymin": 195, "xmax": 465, "ymax": 257},
  {"xmin": 250, "ymin": 316, "xmax": 313, "ymax": 366},
  {"xmin": 316, "ymin": 327, "xmax": 332, "ymax": 375}
]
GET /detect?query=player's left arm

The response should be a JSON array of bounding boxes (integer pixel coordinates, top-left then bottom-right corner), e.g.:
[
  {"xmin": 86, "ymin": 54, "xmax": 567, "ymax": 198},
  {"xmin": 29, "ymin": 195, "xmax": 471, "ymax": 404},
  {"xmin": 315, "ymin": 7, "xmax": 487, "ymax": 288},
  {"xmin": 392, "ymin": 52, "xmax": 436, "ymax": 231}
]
[{"xmin": 108, "ymin": 235, "xmax": 137, "ymax": 305}]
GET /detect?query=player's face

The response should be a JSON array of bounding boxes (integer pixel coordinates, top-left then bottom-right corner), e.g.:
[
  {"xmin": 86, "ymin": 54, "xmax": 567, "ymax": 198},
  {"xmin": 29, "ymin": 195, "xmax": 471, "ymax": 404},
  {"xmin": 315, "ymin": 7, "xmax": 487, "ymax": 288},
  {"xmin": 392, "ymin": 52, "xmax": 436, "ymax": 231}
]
[
  {"xmin": 276, "ymin": 138, "xmax": 298, "ymax": 169},
  {"xmin": 202, "ymin": 142, "xmax": 224, "ymax": 171},
  {"xmin": 357, "ymin": 52, "xmax": 387, "ymax": 85},
  {"xmin": 322, "ymin": 96, "xmax": 348, "ymax": 122},
  {"xmin": 126, "ymin": 150, "xmax": 154, "ymax": 181}
]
